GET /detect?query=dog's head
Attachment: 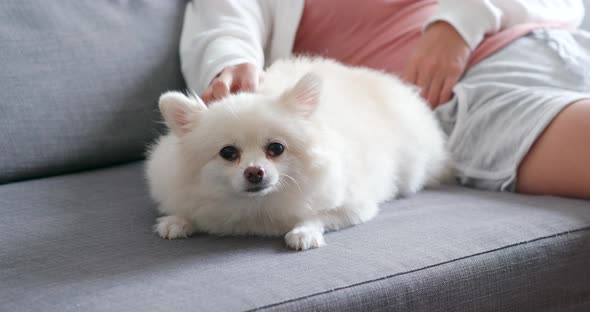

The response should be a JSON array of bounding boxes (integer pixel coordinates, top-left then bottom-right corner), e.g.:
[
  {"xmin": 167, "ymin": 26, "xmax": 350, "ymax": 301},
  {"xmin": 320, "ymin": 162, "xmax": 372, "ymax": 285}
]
[{"xmin": 159, "ymin": 73, "xmax": 323, "ymax": 197}]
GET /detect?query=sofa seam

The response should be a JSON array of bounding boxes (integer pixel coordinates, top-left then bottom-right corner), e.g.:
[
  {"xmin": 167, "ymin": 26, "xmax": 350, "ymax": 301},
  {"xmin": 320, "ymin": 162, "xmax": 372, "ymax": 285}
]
[{"xmin": 246, "ymin": 226, "xmax": 590, "ymax": 311}]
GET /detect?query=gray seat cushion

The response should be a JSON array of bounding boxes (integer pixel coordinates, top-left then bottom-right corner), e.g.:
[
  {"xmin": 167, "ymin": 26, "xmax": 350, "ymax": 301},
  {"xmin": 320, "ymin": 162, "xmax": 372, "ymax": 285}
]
[
  {"xmin": 1, "ymin": 163, "xmax": 589, "ymax": 311},
  {"xmin": 0, "ymin": 1, "xmax": 186, "ymax": 183}
]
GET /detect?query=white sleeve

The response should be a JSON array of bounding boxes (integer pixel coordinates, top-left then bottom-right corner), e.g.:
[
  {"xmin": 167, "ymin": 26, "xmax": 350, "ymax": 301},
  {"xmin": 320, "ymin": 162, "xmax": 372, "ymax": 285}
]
[
  {"xmin": 426, "ymin": 0, "xmax": 585, "ymax": 50},
  {"xmin": 179, "ymin": 0, "xmax": 272, "ymax": 94}
]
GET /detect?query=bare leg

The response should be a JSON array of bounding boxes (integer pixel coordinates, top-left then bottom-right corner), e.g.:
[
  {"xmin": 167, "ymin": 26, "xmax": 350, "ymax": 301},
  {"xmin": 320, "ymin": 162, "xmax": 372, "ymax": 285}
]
[{"xmin": 516, "ymin": 100, "xmax": 590, "ymax": 199}]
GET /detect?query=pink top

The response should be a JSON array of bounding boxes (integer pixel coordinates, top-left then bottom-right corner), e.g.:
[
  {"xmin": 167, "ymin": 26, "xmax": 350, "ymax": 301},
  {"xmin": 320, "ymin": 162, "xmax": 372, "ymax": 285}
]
[{"xmin": 293, "ymin": 0, "xmax": 546, "ymax": 76}]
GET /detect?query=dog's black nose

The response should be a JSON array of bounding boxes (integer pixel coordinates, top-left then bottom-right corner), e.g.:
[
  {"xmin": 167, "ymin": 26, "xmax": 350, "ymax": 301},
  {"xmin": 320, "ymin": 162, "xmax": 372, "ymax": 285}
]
[{"xmin": 244, "ymin": 166, "xmax": 265, "ymax": 184}]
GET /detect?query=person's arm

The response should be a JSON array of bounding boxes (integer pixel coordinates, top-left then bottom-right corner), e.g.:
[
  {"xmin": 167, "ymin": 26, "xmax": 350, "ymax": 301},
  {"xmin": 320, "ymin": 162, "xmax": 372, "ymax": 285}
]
[
  {"xmin": 180, "ymin": 0, "xmax": 271, "ymax": 102},
  {"xmin": 404, "ymin": 0, "xmax": 585, "ymax": 108},
  {"xmin": 426, "ymin": 0, "xmax": 585, "ymax": 50}
]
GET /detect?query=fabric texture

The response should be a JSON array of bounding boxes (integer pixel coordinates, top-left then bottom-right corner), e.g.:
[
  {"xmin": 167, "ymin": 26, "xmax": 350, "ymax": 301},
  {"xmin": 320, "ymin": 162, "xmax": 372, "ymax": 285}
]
[
  {"xmin": 293, "ymin": 0, "xmax": 565, "ymax": 77},
  {"xmin": 435, "ymin": 28, "xmax": 590, "ymax": 192},
  {"xmin": 1, "ymin": 163, "xmax": 589, "ymax": 311},
  {"xmin": 426, "ymin": 0, "xmax": 584, "ymax": 50},
  {"xmin": 180, "ymin": 0, "xmax": 304, "ymax": 94},
  {"xmin": 0, "ymin": 1, "xmax": 187, "ymax": 184},
  {"xmin": 180, "ymin": 0, "xmax": 584, "ymax": 94}
]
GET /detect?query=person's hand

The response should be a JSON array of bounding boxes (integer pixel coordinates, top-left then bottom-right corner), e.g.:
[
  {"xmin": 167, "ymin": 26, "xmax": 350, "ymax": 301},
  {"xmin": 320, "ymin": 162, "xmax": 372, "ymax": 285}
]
[
  {"xmin": 201, "ymin": 63, "xmax": 263, "ymax": 104},
  {"xmin": 403, "ymin": 21, "xmax": 471, "ymax": 109}
]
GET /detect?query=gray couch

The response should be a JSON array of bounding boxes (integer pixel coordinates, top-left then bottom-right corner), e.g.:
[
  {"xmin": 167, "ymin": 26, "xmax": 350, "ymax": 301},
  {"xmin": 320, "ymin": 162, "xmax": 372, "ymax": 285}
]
[{"xmin": 1, "ymin": 2, "xmax": 589, "ymax": 311}]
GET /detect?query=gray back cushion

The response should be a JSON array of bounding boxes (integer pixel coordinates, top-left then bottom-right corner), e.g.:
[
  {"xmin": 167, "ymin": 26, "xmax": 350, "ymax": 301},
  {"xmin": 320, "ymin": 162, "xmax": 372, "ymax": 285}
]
[
  {"xmin": 584, "ymin": 0, "xmax": 590, "ymax": 30},
  {"xmin": 0, "ymin": 1, "xmax": 187, "ymax": 183}
]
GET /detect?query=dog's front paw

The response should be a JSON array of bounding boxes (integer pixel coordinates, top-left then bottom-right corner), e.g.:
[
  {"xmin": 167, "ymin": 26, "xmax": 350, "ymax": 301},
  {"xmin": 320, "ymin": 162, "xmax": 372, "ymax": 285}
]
[
  {"xmin": 285, "ymin": 226, "xmax": 325, "ymax": 251},
  {"xmin": 154, "ymin": 215, "xmax": 193, "ymax": 239}
]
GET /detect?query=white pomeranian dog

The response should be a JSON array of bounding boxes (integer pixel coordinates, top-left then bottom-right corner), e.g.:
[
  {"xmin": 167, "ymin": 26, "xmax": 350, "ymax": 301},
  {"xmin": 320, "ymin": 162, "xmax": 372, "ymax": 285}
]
[{"xmin": 146, "ymin": 57, "xmax": 448, "ymax": 250}]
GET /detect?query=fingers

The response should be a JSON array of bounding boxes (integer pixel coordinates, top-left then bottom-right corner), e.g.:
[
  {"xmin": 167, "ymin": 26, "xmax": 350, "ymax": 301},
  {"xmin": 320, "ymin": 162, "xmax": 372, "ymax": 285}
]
[
  {"xmin": 200, "ymin": 88, "xmax": 214, "ymax": 104},
  {"xmin": 234, "ymin": 74, "xmax": 257, "ymax": 92},
  {"xmin": 201, "ymin": 71, "xmax": 232, "ymax": 105},
  {"xmin": 211, "ymin": 70, "xmax": 232, "ymax": 100},
  {"xmin": 426, "ymin": 74, "xmax": 445, "ymax": 108},
  {"xmin": 404, "ymin": 59, "xmax": 462, "ymax": 109},
  {"xmin": 401, "ymin": 21, "xmax": 470, "ymax": 109},
  {"xmin": 200, "ymin": 63, "xmax": 261, "ymax": 105},
  {"xmin": 438, "ymin": 76, "xmax": 457, "ymax": 107},
  {"xmin": 404, "ymin": 61, "xmax": 440, "ymax": 107},
  {"xmin": 233, "ymin": 64, "xmax": 259, "ymax": 92},
  {"xmin": 431, "ymin": 64, "xmax": 461, "ymax": 108},
  {"xmin": 415, "ymin": 66, "xmax": 432, "ymax": 102}
]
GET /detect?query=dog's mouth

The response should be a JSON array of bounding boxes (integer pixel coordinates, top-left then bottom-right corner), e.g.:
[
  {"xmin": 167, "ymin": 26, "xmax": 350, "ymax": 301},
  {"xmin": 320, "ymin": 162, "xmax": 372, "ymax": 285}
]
[
  {"xmin": 243, "ymin": 184, "xmax": 273, "ymax": 196},
  {"xmin": 245, "ymin": 185, "xmax": 269, "ymax": 193}
]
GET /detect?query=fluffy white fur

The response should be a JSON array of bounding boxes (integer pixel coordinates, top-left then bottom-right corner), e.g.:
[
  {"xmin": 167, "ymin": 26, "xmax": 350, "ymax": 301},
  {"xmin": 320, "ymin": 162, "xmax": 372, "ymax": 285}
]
[{"xmin": 146, "ymin": 57, "xmax": 448, "ymax": 250}]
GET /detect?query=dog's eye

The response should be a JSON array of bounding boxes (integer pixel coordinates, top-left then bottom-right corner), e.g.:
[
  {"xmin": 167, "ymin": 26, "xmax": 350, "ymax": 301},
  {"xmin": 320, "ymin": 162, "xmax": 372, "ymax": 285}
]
[
  {"xmin": 219, "ymin": 146, "xmax": 239, "ymax": 161},
  {"xmin": 266, "ymin": 142, "xmax": 284, "ymax": 157}
]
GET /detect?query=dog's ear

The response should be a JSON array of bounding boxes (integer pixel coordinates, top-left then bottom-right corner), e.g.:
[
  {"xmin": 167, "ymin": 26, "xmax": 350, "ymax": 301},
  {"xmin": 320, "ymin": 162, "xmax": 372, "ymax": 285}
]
[
  {"xmin": 280, "ymin": 73, "xmax": 322, "ymax": 117},
  {"xmin": 159, "ymin": 91, "xmax": 207, "ymax": 136}
]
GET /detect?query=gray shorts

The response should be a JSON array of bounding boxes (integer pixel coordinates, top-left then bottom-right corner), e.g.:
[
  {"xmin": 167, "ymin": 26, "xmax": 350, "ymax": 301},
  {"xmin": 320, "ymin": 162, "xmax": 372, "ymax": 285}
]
[{"xmin": 435, "ymin": 28, "xmax": 590, "ymax": 192}]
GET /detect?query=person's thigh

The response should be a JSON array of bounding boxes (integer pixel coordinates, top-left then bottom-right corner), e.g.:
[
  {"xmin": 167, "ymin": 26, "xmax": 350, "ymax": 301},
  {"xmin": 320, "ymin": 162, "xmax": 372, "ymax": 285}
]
[{"xmin": 516, "ymin": 99, "xmax": 590, "ymax": 199}]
